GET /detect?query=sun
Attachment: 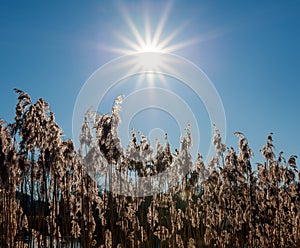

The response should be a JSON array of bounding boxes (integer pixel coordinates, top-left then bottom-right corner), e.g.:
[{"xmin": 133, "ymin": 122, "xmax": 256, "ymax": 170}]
[
  {"xmin": 101, "ymin": 2, "xmax": 201, "ymax": 86},
  {"xmin": 105, "ymin": 2, "xmax": 199, "ymax": 56},
  {"xmin": 137, "ymin": 45, "xmax": 162, "ymax": 53}
]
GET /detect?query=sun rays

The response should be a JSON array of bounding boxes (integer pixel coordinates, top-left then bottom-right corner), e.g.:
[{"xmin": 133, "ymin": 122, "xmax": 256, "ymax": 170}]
[
  {"xmin": 96, "ymin": 1, "xmax": 230, "ymax": 88},
  {"xmin": 116, "ymin": 2, "xmax": 175, "ymax": 54},
  {"xmin": 101, "ymin": 2, "xmax": 202, "ymax": 86}
]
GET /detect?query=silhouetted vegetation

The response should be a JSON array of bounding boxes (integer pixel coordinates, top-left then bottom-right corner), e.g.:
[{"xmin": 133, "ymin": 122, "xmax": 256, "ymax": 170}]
[{"xmin": 0, "ymin": 89, "xmax": 299, "ymax": 247}]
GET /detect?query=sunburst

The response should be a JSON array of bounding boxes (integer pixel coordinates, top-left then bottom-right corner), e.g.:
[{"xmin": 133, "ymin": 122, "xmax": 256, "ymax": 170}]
[
  {"xmin": 102, "ymin": 2, "xmax": 200, "ymax": 86},
  {"xmin": 111, "ymin": 2, "xmax": 198, "ymax": 54}
]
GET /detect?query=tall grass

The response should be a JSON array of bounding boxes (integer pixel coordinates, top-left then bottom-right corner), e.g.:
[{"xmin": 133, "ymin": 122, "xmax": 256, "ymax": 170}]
[{"xmin": 0, "ymin": 89, "xmax": 299, "ymax": 247}]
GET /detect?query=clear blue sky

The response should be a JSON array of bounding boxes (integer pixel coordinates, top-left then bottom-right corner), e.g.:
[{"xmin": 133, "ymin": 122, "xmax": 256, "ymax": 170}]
[{"xmin": 0, "ymin": 1, "xmax": 299, "ymax": 162}]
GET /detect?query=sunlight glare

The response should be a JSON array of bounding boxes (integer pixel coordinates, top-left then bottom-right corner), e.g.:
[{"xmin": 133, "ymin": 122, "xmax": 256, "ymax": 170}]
[
  {"xmin": 102, "ymin": 2, "xmax": 203, "ymax": 86},
  {"xmin": 138, "ymin": 52, "xmax": 161, "ymax": 69},
  {"xmin": 107, "ymin": 2, "xmax": 198, "ymax": 56}
]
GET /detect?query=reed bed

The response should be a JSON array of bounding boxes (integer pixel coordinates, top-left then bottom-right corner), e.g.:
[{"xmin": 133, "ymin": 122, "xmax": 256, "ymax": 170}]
[{"xmin": 0, "ymin": 89, "xmax": 299, "ymax": 247}]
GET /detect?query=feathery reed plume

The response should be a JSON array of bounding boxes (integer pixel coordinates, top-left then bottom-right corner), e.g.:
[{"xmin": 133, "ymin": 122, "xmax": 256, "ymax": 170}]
[{"xmin": 0, "ymin": 90, "xmax": 299, "ymax": 247}]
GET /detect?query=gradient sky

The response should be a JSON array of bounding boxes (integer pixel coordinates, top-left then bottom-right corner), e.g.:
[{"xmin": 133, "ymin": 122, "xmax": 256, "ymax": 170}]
[{"xmin": 0, "ymin": 1, "xmax": 299, "ymax": 162}]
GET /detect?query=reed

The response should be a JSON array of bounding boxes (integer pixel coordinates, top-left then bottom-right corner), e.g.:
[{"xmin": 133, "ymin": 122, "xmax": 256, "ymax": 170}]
[{"xmin": 0, "ymin": 89, "xmax": 299, "ymax": 247}]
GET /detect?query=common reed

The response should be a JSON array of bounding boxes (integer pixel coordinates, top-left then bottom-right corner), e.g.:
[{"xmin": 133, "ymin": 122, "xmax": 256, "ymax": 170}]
[{"xmin": 0, "ymin": 89, "xmax": 299, "ymax": 247}]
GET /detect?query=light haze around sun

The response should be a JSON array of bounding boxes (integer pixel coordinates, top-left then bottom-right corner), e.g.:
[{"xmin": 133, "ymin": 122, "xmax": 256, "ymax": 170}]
[
  {"xmin": 101, "ymin": 2, "xmax": 201, "ymax": 87},
  {"xmin": 96, "ymin": 2, "xmax": 212, "ymax": 159}
]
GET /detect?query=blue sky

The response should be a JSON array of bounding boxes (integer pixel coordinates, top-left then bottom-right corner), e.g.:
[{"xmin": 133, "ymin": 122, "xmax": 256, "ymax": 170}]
[{"xmin": 0, "ymin": 1, "xmax": 299, "ymax": 162}]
